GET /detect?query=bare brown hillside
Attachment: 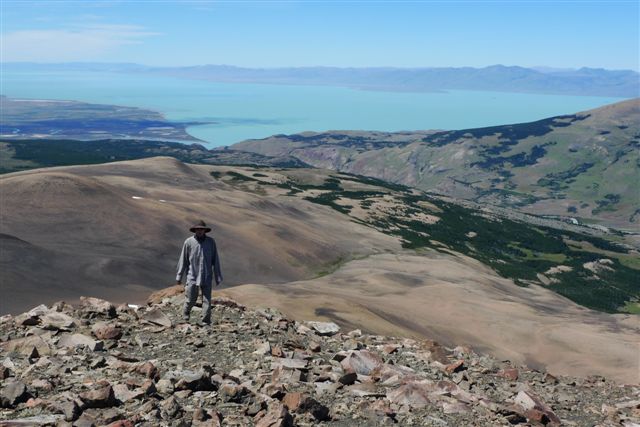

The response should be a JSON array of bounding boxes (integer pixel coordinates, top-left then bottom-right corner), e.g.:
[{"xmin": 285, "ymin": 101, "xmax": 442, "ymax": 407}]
[{"xmin": 0, "ymin": 157, "xmax": 398, "ymax": 314}]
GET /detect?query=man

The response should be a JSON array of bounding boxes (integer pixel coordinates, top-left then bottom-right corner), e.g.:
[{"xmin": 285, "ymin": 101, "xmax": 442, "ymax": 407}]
[{"xmin": 176, "ymin": 220, "xmax": 223, "ymax": 325}]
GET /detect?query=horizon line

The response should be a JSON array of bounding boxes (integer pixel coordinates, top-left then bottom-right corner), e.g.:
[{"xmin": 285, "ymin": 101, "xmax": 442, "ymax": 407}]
[{"xmin": 1, "ymin": 61, "xmax": 639, "ymax": 73}]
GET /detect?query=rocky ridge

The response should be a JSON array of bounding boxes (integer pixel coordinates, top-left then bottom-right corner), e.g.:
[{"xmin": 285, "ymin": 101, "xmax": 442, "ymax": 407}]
[{"xmin": 1, "ymin": 288, "xmax": 638, "ymax": 426}]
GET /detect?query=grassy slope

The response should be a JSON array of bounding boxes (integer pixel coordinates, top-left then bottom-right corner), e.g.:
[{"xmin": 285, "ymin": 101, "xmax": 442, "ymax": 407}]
[{"xmin": 215, "ymin": 169, "xmax": 639, "ymax": 314}]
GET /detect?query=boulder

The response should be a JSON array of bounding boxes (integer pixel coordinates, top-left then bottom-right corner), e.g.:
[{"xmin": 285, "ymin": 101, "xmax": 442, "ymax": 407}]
[
  {"xmin": 1, "ymin": 335, "xmax": 52, "ymax": 356},
  {"xmin": 386, "ymin": 380, "xmax": 433, "ymax": 408},
  {"xmin": 80, "ymin": 296, "xmax": 116, "ymax": 317},
  {"xmin": 14, "ymin": 304, "xmax": 49, "ymax": 326},
  {"xmin": 40, "ymin": 312, "xmax": 77, "ymax": 330},
  {"xmin": 1, "ymin": 380, "xmax": 30, "ymax": 408},
  {"xmin": 91, "ymin": 322, "xmax": 123, "ymax": 340},
  {"xmin": 340, "ymin": 350, "xmax": 384, "ymax": 376},
  {"xmin": 79, "ymin": 384, "xmax": 116, "ymax": 408}
]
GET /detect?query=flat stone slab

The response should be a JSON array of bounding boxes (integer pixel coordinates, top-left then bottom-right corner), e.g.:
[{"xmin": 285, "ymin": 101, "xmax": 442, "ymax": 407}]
[
  {"xmin": 57, "ymin": 333, "xmax": 103, "ymax": 351},
  {"xmin": 306, "ymin": 321, "xmax": 340, "ymax": 336}
]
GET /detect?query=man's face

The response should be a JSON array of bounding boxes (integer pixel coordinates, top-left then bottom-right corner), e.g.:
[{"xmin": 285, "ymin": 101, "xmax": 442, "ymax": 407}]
[{"xmin": 195, "ymin": 228, "xmax": 206, "ymax": 238}]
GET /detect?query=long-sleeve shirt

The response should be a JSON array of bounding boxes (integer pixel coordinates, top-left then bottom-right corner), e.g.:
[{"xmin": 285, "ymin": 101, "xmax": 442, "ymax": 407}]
[{"xmin": 176, "ymin": 235, "xmax": 223, "ymax": 287}]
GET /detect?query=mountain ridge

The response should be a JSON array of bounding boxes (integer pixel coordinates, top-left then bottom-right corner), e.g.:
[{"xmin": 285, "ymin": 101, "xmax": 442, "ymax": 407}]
[
  {"xmin": 232, "ymin": 98, "xmax": 640, "ymax": 229},
  {"xmin": 3, "ymin": 62, "xmax": 638, "ymax": 97}
]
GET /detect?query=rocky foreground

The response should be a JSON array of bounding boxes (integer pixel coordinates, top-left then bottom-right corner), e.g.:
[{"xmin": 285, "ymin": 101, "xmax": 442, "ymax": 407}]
[{"xmin": 0, "ymin": 288, "xmax": 638, "ymax": 427}]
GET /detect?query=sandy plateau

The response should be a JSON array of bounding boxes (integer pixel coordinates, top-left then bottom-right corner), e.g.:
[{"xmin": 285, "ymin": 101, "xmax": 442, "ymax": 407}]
[{"xmin": 1, "ymin": 157, "xmax": 638, "ymax": 384}]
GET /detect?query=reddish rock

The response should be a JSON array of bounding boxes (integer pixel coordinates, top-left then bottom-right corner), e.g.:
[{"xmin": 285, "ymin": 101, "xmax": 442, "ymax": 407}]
[
  {"xmin": 271, "ymin": 346, "xmax": 284, "ymax": 358},
  {"xmin": 79, "ymin": 384, "xmax": 116, "ymax": 408},
  {"xmin": 254, "ymin": 401, "xmax": 293, "ymax": 427},
  {"xmin": 134, "ymin": 361, "xmax": 158, "ymax": 379},
  {"xmin": 282, "ymin": 392, "xmax": 304, "ymax": 412},
  {"xmin": 25, "ymin": 397, "xmax": 44, "ymax": 408},
  {"xmin": 281, "ymin": 392, "xmax": 330, "ymax": 421},
  {"xmin": 498, "ymin": 368, "xmax": 519, "ymax": 381},
  {"xmin": 445, "ymin": 360, "xmax": 466, "ymax": 374},
  {"xmin": 386, "ymin": 380, "xmax": 433, "ymax": 408},
  {"xmin": 382, "ymin": 344, "xmax": 401, "ymax": 354},
  {"xmin": 340, "ymin": 350, "xmax": 384, "ymax": 376},
  {"xmin": 91, "ymin": 321, "xmax": 123, "ymax": 340},
  {"xmin": 146, "ymin": 285, "xmax": 184, "ymax": 305}
]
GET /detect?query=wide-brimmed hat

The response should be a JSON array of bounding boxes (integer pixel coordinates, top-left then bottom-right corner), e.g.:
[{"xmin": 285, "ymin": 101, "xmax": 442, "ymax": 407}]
[{"xmin": 190, "ymin": 220, "xmax": 212, "ymax": 233}]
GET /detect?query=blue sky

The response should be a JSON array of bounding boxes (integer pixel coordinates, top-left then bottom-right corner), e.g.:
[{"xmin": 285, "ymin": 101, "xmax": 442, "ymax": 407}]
[{"xmin": 1, "ymin": 1, "xmax": 638, "ymax": 70}]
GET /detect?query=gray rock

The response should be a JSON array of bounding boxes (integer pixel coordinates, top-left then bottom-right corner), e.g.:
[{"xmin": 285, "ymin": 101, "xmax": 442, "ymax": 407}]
[
  {"xmin": 306, "ymin": 321, "xmax": 340, "ymax": 336},
  {"xmin": 0, "ymin": 415, "xmax": 64, "ymax": 425},
  {"xmin": 14, "ymin": 304, "xmax": 49, "ymax": 326},
  {"xmin": 160, "ymin": 395, "xmax": 182, "ymax": 419},
  {"xmin": 1, "ymin": 380, "xmax": 29, "ymax": 408},
  {"xmin": 270, "ymin": 358, "xmax": 308, "ymax": 370},
  {"xmin": 41, "ymin": 312, "xmax": 77, "ymax": 330},
  {"xmin": 163, "ymin": 369, "xmax": 214, "ymax": 391},
  {"xmin": 139, "ymin": 308, "xmax": 172, "ymax": 328},
  {"xmin": 80, "ymin": 296, "xmax": 116, "ymax": 318}
]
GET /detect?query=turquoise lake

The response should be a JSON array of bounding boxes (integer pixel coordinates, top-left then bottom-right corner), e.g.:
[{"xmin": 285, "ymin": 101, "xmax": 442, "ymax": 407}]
[{"xmin": 1, "ymin": 71, "xmax": 625, "ymax": 148}]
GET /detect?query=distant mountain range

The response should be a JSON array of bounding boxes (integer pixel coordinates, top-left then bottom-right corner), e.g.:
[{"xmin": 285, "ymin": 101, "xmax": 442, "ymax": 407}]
[
  {"xmin": 232, "ymin": 99, "xmax": 640, "ymax": 229},
  {"xmin": 3, "ymin": 62, "xmax": 639, "ymax": 97}
]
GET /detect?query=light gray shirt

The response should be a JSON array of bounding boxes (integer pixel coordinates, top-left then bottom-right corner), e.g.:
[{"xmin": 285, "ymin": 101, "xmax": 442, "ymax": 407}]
[{"xmin": 176, "ymin": 235, "xmax": 223, "ymax": 287}]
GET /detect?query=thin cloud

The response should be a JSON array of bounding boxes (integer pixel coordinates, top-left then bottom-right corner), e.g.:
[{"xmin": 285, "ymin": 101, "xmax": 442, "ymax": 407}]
[{"xmin": 1, "ymin": 24, "xmax": 160, "ymax": 62}]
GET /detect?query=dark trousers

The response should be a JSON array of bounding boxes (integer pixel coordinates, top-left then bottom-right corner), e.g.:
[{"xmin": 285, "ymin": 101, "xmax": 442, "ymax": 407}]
[{"xmin": 183, "ymin": 282, "xmax": 212, "ymax": 323}]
